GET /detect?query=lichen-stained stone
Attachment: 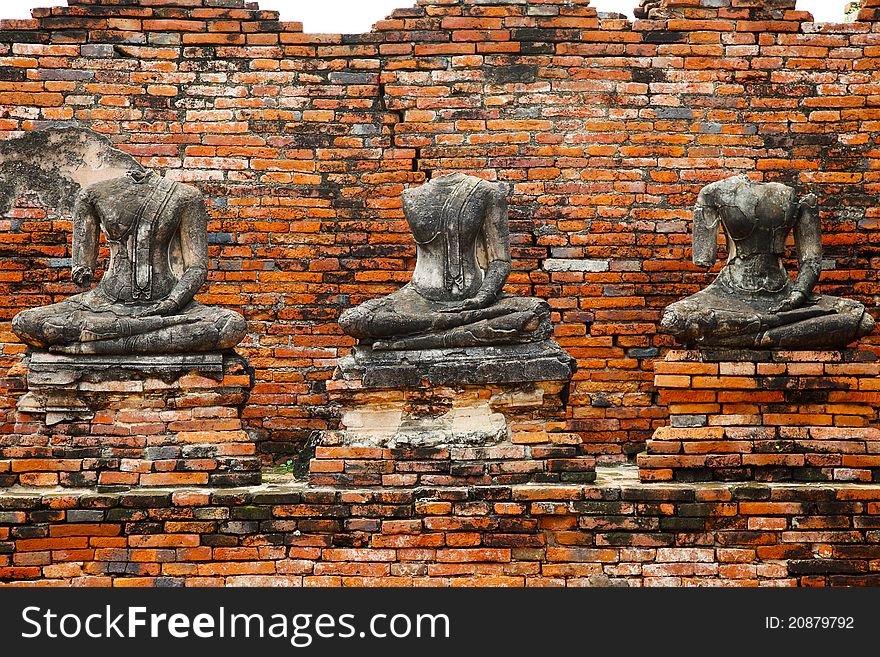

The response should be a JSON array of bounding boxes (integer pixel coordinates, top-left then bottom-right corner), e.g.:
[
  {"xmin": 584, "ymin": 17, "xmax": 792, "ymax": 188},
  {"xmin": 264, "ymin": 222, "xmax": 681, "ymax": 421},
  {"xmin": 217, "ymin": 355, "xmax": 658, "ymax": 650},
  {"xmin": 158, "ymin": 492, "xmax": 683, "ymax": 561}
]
[
  {"xmin": 338, "ymin": 341, "xmax": 576, "ymax": 389},
  {"xmin": 0, "ymin": 127, "xmax": 141, "ymax": 216}
]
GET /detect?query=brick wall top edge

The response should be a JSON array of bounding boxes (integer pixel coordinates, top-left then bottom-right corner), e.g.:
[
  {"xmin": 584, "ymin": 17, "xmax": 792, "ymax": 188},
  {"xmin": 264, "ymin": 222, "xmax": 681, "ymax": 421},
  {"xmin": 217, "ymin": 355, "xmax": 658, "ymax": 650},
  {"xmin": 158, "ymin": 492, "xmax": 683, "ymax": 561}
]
[
  {"xmin": 859, "ymin": 0, "xmax": 880, "ymax": 22},
  {"xmin": 634, "ymin": 0, "xmax": 872, "ymax": 24},
  {"xmin": 29, "ymin": 6, "xmax": 282, "ymax": 21},
  {"xmin": 7, "ymin": 0, "xmax": 877, "ymax": 31},
  {"xmin": 637, "ymin": 0, "xmax": 797, "ymax": 15},
  {"xmin": 1, "ymin": 18, "xmax": 873, "ymax": 40},
  {"xmin": 414, "ymin": 0, "xmax": 594, "ymax": 6},
  {"xmin": 3, "ymin": 0, "xmax": 876, "ymax": 38},
  {"xmin": 66, "ymin": 0, "xmax": 260, "ymax": 7}
]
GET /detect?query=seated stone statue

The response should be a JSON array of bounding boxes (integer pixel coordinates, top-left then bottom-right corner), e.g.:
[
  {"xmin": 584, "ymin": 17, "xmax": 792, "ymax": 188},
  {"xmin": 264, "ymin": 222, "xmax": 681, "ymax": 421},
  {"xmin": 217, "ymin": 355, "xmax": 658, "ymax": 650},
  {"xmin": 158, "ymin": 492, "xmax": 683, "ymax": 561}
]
[
  {"xmin": 13, "ymin": 169, "xmax": 246, "ymax": 355},
  {"xmin": 661, "ymin": 175, "xmax": 875, "ymax": 349},
  {"xmin": 339, "ymin": 172, "xmax": 552, "ymax": 350}
]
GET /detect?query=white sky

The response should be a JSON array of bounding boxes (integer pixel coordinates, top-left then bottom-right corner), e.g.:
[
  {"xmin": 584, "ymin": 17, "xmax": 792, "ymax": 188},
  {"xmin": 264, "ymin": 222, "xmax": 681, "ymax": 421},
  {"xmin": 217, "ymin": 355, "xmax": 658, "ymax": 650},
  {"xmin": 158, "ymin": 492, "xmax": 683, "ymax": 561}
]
[{"xmin": 0, "ymin": 0, "xmax": 853, "ymax": 32}]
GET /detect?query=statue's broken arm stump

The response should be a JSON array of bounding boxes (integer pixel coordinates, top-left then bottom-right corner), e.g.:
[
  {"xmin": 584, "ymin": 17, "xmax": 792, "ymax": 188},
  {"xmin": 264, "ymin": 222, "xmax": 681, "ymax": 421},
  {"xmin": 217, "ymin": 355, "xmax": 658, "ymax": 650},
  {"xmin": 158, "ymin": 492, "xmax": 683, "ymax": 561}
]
[
  {"xmin": 0, "ymin": 352, "xmax": 260, "ymax": 489},
  {"xmin": 639, "ymin": 349, "xmax": 880, "ymax": 483},
  {"xmin": 310, "ymin": 342, "xmax": 595, "ymax": 487}
]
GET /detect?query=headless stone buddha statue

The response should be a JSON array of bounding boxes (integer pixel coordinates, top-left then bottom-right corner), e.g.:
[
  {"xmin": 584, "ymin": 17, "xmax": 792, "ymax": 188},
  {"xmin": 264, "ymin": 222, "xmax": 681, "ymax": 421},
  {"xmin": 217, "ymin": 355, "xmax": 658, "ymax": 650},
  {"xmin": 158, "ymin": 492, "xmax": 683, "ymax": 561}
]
[
  {"xmin": 339, "ymin": 172, "xmax": 552, "ymax": 350},
  {"xmin": 661, "ymin": 175, "xmax": 875, "ymax": 349},
  {"xmin": 12, "ymin": 170, "xmax": 246, "ymax": 355}
]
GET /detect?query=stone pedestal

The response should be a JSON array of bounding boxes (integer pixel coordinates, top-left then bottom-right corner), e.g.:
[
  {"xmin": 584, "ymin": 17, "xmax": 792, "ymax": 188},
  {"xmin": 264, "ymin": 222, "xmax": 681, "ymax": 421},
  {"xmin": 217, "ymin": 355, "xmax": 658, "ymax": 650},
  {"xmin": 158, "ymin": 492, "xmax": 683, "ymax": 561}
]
[
  {"xmin": 0, "ymin": 351, "xmax": 260, "ymax": 489},
  {"xmin": 639, "ymin": 349, "xmax": 880, "ymax": 483},
  {"xmin": 310, "ymin": 341, "xmax": 594, "ymax": 487}
]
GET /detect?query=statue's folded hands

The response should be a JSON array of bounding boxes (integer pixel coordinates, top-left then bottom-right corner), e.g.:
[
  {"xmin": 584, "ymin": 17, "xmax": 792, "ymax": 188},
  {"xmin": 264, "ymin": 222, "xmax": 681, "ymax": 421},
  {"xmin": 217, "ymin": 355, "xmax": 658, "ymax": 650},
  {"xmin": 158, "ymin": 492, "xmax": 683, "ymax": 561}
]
[
  {"xmin": 768, "ymin": 290, "xmax": 809, "ymax": 315},
  {"xmin": 132, "ymin": 299, "xmax": 183, "ymax": 318}
]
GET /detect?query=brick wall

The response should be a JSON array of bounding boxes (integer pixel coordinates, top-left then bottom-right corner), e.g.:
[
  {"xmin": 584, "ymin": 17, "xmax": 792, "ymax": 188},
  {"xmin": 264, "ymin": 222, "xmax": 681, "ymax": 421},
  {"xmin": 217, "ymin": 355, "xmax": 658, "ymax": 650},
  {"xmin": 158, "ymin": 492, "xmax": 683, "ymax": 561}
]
[
  {"xmin": 1, "ymin": 0, "xmax": 879, "ymax": 464},
  {"xmin": 3, "ymin": 476, "xmax": 880, "ymax": 586}
]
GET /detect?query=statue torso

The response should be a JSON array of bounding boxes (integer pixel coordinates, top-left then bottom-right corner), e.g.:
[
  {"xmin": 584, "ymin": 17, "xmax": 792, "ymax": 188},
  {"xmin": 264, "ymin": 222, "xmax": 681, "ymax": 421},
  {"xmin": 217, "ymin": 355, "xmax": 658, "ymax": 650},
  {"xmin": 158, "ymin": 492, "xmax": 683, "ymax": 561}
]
[
  {"xmin": 403, "ymin": 173, "xmax": 492, "ymax": 302},
  {"xmin": 85, "ymin": 171, "xmax": 186, "ymax": 304},
  {"xmin": 709, "ymin": 177, "xmax": 798, "ymax": 296}
]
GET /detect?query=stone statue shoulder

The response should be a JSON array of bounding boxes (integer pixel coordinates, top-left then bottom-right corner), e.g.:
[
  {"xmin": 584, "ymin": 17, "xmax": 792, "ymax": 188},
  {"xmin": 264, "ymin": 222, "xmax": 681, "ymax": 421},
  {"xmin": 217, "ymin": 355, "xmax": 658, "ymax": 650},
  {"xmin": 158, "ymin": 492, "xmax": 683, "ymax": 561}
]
[
  {"xmin": 471, "ymin": 180, "xmax": 510, "ymax": 218},
  {"xmin": 82, "ymin": 172, "xmax": 201, "ymax": 201},
  {"xmin": 169, "ymin": 177, "xmax": 203, "ymax": 198},
  {"xmin": 77, "ymin": 175, "xmax": 123, "ymax": 203},
  {"xmin": 486, "ymin": 179, "xmax": 510, "ymax": 202},
  {"xmin": 170, "ymin": 180, "xmax": 207, "ymax": 209},
  {"xmin": 401, "ymin": 176, "xmax": 507, "ymax": 230},
  {"xmin": 466, "ymin": 177, "xmax": 507, "ymax": 199}
]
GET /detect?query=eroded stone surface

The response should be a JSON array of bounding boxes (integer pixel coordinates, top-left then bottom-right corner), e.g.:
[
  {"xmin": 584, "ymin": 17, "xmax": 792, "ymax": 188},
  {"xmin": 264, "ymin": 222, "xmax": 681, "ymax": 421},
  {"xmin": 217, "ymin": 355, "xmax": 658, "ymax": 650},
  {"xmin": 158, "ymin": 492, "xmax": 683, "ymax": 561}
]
[
  {"xmin": 0, "ymin": 352, "xmax": 259, "ymax": 489},
  {"xmin": 7, "ymin": 128, "xmax": 246, "ymax": 355},
  {"xmin": 19, "ymin": 352, "xmax": 229, "ymax": 425},
  {"xmin": 340, "ymin": 397, "xmax": 509, "ymax": 449},
  {"xmin": 315, "ymin": 335, "xmax": 589, "ymax": 487},
  {"xmin": 660, "ymin": 175, "xmax": 875, "ymax": 349},
  {"xmin": 339, "ymin": 172, "xmax": 553, "ymax": 350},
  {"xmin": 338, "ymin": 340, "xmax": 577, "ymax": 389},
  {"xmin": 29, "ymin": 352, "xmax": 224, "ymax": 375},
  {"xmin": 313, "ymin": 376, "xmax": 593, "ymax": 487},
  {"xmin": 0, "ymin": 127, "xmax": 142, "ymax": 216}
]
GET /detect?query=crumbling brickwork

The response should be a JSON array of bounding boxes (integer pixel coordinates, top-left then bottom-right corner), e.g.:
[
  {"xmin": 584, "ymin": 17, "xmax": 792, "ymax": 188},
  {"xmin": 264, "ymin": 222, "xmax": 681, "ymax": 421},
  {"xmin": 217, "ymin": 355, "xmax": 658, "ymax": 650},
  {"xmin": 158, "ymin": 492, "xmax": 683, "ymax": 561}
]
[
  {"xmin": 0, "ymin": 354, "xmax": 260, "ymax": 489},
  {"xmin": 0, "ymin": 0, "xmax": 879, "ymax": 465},
  {"xmin": 641, "ymin": 349, "xmax": 880, "ymax": 483},
  {"xmin": 3, "ymin": 477, "xmax": 880, "ymax": 586}
]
